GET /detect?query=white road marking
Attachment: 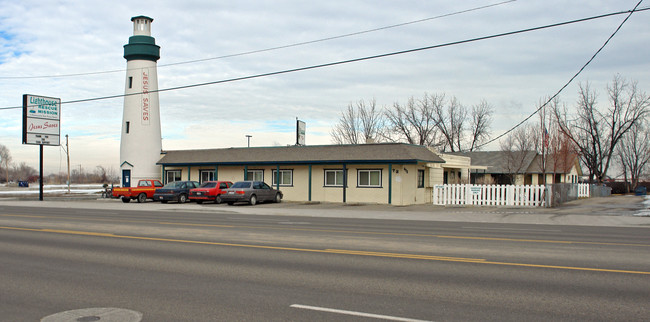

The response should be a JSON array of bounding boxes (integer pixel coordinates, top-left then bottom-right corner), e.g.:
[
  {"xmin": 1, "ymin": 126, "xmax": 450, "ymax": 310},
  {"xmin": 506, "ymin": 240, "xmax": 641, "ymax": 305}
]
[
  {"xmin": 462, "ymin": 226, "xmax": 561, "ymax": 232},
  {"xmin": 290, "ymin": 304, "xmax": 432, "ymax": 322}
]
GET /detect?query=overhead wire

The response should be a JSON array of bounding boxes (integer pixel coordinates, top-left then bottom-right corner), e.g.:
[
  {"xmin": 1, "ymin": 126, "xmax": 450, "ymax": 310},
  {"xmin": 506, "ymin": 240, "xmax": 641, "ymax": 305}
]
[
  {"xmin": 0, "ymin": 6, "xmax": 648, "ymax": 113},
  {"xmin": 471, "ymin": 0, "xmax": 645, "ymax": 151},
  {"xmin": 0, "ymin": 0, "xmax": 516, "ymax": 80}
]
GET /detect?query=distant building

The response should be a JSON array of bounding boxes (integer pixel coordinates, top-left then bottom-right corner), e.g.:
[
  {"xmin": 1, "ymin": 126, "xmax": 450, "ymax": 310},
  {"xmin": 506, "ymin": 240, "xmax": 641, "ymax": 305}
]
[{"xmin": 449, "ymin": 151, "xmax": 582, "ymax": 185}]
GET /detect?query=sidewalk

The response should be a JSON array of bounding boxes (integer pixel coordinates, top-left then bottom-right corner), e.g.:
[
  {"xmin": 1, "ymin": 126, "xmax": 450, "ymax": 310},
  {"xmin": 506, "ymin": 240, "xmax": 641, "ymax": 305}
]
[{"xmin": 0, "ymin": 194, "xmax": 648, "ymax": 227}]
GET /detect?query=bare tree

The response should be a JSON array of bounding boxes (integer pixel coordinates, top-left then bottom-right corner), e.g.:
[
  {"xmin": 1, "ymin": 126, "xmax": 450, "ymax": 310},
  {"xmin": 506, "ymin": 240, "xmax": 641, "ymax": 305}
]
[
  {"xmin": 333, "ymin": 93, "xmax": 493, "ymax": 150},
  {"xmin": 95, "ymin": 166, "xmax": 108, "ymax": 183},
  {"xmin": 331, "ymin": 99, "xmax": 384, "ymax": 144},
  {"xmin": 434, "ymin": 95, "xmax": 466, "ymax": 151},
  {"xmin": 434, "ymin": 95, "xmax": 493, "ymax": 152},
  {"xmin": 500, "ymin": 124, "xmax": 536, "ymax": 184},
  {"xmin": 12, "ymin": 162, "xmax": 37, "ymax": 181},
  {"xmin": 384, "ymin": 94, "xmax": 440, "ymax": 146},
  {"xmin": 554, "ymin": 75, "xmax": 650, "ymax": 183},
  {"xmin": 0, "ymin": 144, "xmax": 12, "ymax": 183},
  {"xmin": 616, "ymin": 121, "xmax": 650, "ymax": 192},
  {"xmin": 467, "ymin": 100, "xmax": 493, "ymax": 151}
]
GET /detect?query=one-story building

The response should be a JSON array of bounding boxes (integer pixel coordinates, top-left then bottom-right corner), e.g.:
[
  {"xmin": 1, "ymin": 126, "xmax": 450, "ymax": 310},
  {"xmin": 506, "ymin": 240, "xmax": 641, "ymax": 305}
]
[
  {"xmin": 156, "ymin": 143, "xmax": 445, "ymax": 205},
  {"xmin": 450, "ymin": 151, "xmax": 582, "ymax": 185}
]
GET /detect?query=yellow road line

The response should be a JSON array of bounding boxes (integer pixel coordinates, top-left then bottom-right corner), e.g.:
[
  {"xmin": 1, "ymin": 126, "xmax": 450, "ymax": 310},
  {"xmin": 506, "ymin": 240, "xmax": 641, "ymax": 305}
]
[
  {"xmin": 1, "ymin": 213, "xmax": 648, "ymax": 247},
  {"xmin": 1, "ymin": 225, "xmax": 649, "ymax": 275},
  {"xmin": 0, "ymin": 214, "xmax": 233, "ymax": 228}
]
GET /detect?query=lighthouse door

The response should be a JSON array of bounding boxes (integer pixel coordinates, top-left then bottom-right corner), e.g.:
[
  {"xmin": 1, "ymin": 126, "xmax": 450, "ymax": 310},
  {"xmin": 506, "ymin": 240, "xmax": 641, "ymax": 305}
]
[{"xmin": 122, "ymin": 169, "xmax": 132, "ymax": 188}]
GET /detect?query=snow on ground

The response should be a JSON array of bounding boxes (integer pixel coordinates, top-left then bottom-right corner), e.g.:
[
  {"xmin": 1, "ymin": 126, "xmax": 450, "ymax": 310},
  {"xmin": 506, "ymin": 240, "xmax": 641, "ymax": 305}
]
[
  {"xmin": 633, "ymin": 195, "xmax": 650, "ymax": 217},
  {"xmin": 0, "ymin": 184, "xmax": 104, "ymax": 195}
]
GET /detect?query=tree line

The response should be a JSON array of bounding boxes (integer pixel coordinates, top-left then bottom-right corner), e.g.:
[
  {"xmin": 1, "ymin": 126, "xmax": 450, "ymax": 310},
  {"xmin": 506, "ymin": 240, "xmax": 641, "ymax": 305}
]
[
  {"xmin": 331, "ymin": 93, "xmax": 493, "ymax": 152},
  {"xmin": 0, "ymin": 144, "xmax": 119, "ymax": 185},
  {"xmin": 330, "ymin": 75, "xmax": 650, "ymax": 189}
]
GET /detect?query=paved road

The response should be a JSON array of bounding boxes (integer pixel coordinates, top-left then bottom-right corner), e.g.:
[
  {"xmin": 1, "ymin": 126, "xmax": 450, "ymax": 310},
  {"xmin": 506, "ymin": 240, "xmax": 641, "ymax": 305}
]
[{"xmin": 1, "ymin": 202, "xmax": 649, "ymax": 321}]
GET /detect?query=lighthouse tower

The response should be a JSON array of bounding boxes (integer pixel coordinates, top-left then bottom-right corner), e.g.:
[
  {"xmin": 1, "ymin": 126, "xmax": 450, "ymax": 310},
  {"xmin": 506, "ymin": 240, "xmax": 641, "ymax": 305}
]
[{"xmin": 119, "ymin": 16, "xmax": 162, "ymax": 187}]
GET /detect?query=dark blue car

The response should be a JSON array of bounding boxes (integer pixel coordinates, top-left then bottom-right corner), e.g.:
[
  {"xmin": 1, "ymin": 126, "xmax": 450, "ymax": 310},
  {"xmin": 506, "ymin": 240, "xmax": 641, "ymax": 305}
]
[{"xmin": 153, "ymin": 180, "xmax": 200, "ymax": 203}]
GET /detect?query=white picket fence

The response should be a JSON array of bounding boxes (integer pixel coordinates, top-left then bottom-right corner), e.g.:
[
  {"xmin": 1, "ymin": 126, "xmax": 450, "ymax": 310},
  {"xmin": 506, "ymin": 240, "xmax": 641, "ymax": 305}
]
[
  {"xmin": 432, "ymin": 184, "xmax": 548, "ymax": 207},
  {"xmin": 577, "ymin": 183, "xmax": 590, "ymax": 198}
]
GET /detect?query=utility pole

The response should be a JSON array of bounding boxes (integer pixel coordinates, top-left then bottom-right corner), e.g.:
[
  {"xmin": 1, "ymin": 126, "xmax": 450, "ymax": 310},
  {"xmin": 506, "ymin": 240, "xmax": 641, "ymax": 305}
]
[
  {"xmin": 66, "ymin": 134, "xmax": 70, "ymax": 193},
  {"xmin": 246, "ymin": 135, "xmax": 252, "ymax": 148}
]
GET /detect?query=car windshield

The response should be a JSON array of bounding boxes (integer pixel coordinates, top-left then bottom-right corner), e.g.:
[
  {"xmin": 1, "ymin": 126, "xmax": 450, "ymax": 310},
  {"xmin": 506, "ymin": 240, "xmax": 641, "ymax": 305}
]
[
  {"xmin": 200, "ymin": 182, "xmax": 217, "ymax": 188},
  {"xmin": 163, "ymin": 181, "xmax": 183, "ymax": 189},
  {"xmin": 231, "ymin": 182, "xmax": 251, "ymax": 189}
]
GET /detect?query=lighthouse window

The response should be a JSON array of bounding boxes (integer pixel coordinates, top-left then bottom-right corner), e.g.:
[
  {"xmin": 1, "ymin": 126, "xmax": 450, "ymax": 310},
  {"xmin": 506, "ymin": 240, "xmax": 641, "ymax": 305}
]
[
  {"xmin": 128, "ymin": 76, "xmax": 133, "ymax": 89},
  {"xmin": 125, "ymin": 121, "xmax": 130, "ymax": 134}
]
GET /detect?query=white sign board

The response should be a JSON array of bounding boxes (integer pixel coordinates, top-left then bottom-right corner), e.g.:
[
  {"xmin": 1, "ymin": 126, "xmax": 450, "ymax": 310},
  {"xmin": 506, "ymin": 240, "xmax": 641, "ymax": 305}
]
[
  {"xmin": 23, "ymin": 94, "xmax": 61, "ymax": 146},
  {"xmin": 296, "ymin": 119, "xmax": 306, "ymax": 145}
]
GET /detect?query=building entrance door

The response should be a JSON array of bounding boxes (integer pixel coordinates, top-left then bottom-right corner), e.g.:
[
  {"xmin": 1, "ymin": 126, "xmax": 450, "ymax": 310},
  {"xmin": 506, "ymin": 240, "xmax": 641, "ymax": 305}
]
[{"xmin": 122, "ymin": 169, "xmax": 131, "ymax": 188}]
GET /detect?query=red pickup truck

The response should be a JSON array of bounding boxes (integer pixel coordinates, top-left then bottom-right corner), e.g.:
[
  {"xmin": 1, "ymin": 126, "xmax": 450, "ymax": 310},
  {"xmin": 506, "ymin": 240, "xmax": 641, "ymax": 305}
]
[
  {"xmin": 189, "ymin": 180, "xmax": 233, "ymax": 204},
  {"xmin": 112, "ymin": 179, "xmax": 164, "ymax": 203}
]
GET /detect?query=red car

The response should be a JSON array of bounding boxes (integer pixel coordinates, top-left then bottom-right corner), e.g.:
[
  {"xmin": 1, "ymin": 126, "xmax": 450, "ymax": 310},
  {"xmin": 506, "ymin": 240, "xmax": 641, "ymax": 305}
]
[{"xmin": 189, "ymin": 181, "xmax": 233, "ymax": 204}]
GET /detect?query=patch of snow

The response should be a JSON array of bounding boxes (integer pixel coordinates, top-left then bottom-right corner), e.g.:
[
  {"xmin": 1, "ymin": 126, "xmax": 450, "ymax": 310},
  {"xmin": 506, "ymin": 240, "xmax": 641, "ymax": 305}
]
[{"xmin": 633, "ymin": 196, "xmax": 650, "ymax": 216}]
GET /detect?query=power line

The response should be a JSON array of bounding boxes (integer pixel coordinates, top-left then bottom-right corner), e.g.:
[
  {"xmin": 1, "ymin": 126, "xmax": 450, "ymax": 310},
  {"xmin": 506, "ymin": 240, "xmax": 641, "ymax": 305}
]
[
  {"xmin": 471, "ymin": 0, "xmax": 645, "ymax": 151},
  {"xmin": 1, "ymin": 7, "xmax": 648, "ymax": 111},
  {"xmin": 0, "ymin": 0, "xmax": 516, "ymax": 80}
]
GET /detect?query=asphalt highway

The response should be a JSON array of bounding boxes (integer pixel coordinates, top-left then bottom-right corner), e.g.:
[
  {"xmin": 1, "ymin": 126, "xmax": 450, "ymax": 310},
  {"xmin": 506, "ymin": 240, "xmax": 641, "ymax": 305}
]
[{"xmin": 1, "ymin": 204, "xmax": 649, "ymax": 321}]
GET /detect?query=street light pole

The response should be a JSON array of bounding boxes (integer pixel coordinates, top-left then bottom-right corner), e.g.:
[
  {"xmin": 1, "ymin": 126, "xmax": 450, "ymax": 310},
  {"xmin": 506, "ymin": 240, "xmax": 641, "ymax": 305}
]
[
  {"xmin": 246, "ymin": 135, "xmax": 252, "ymax": 148},
  {"xmin": 66, "ymin": 134, "xmax": 70, "ymax": 193}
]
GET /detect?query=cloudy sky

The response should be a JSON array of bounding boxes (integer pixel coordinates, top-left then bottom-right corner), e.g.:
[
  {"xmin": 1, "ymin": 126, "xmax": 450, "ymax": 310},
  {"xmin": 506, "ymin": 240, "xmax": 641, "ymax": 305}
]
[{"xmin": 1, "ymin": 0, "xmax": 648, "ymax": 174}]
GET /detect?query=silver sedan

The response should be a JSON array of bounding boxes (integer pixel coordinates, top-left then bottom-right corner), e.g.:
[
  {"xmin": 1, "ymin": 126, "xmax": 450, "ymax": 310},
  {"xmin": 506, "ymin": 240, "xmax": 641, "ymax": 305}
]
[{"xmin": 220, "ymin": 181, "xmax": 283, "ymax": 205}]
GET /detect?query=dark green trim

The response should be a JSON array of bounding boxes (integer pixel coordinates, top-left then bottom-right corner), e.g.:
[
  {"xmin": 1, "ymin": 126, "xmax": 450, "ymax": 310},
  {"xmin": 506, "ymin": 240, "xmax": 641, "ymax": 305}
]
[
  {"xmin": 162, "ymin": 165, "xmax": 166, "ymax": 184},
  {"xmin": 342, "ymin": 164, "xmax": 347, "ymax": 203},
  {"xmin": 131, "ymin": 15, "xmax": 153, "ymax": 22},
  {"xmin": 276, "ymin": 165, "xmax": 280, "ymax": 191},
  {"xmin": 308, "ymin": 165, "xmax": 312, "ymax": 201},
  {"xmin": 124, "ymin": 35, "xmax": 160, "ymax": 62},
  {"xmin": 120, "ymin": 161, "xmax": 134, "ymax": 168},
  {"xmin": 214, "ymin": 165, "xmax": 218, "ymax": 180},
  {"xmin": 244, "ymin": 165, "xmax": 248, "ymax": 180},
  {"xmin": 187, "ymin": 166, "xmax": 191, "ymax": 180},
  {"xmin": 388, "ymin": 164, "xmax": 392, "ymax": 204}
]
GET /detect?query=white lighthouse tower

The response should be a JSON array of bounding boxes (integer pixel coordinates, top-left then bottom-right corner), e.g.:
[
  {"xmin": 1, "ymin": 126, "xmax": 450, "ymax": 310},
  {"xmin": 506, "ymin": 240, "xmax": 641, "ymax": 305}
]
[{"xmin": 119, "ymin": 16, "xmax": 162, "ymax": 187}]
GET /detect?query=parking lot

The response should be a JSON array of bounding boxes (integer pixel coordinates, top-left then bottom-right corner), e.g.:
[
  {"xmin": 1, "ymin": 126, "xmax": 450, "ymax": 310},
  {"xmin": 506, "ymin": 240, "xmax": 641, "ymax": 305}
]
[{"xmin": 0, "ymin": 193, "xmax": 648, "ymax": 227}]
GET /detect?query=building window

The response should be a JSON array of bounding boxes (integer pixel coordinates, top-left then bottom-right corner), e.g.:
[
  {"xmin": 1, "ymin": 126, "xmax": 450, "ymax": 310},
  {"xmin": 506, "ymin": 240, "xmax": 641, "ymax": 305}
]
[
  {"xmin": 128, "ymin": 76, "xmax": 133, "ymax": 89},
  {"xmin": 417, "ymin": 169, "xmax": 425, "ymax": 188},
  {"xmin": 272, "ymin": 169, "xmax": 293, "ymax": 186},
  {"xmin": 199, "ymin": 170, "xmax": 214, "ymax": 184},
  {"xmin": 125, "ymin": 121, "xmax": 130, "ymax": 134},
  {"xmin": 358, "ymin": 169, "xmax": 381, "ymax": 187},
  {"xmin": 324, "ymin": 169, "xmax": 344, "ymax": 187},
  {"xmin": 165, "ymin": 170, "xmax": 181, "ymax": 184},
  {"xmin": 246, "ymin": 169, "xmax": 263, "ymax": 181}
]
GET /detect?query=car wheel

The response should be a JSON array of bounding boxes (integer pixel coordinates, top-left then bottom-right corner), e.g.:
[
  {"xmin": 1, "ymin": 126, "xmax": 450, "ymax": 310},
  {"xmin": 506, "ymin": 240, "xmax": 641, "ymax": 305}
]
[
  {"xmin": 274, "ymin": 193, "xmax": 282, "ymax": 203},
  {"xmin": 196, "ymin": 200, "xmax": 203, "ymax": 204},
  {"xmin": 249, "ymin": 194, "xmax": 257, "ymax": 206},
  {"xmin": 121, "ymin": 197, "xmax": 130, "ymax": 203},
  {"xmin": 178, "ymin": 194, "xmax": 187, "ymax": 203},
  {"xmin": 137, "ymin": 193, "xmax": 146, "ymax": 203},
  {"xmin": 215, "ymin": 195, "xmax": 222, "ymax": 204}
]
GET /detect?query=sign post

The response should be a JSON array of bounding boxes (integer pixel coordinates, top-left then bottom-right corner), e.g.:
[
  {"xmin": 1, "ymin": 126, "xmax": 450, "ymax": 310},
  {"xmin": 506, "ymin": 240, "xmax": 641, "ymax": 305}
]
[{"xmin": 22, "ymin": 94, "xmax": 61, "ymax": 201}]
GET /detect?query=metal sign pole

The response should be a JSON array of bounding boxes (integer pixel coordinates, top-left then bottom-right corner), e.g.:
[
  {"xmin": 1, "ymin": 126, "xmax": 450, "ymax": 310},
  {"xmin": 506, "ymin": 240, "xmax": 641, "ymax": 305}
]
[{"xmin": 39, "ymin": 144, "xmax": 44, "ymax": 201}]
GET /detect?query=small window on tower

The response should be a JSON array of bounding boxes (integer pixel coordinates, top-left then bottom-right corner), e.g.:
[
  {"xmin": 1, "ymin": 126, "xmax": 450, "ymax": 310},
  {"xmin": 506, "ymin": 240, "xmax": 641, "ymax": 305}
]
[
  {"xmin": 126, "ymin": 121, "xmax": 130, "ymax": 134},
  {"xmin": 128, "ymin": 76, "xmax": 133, "ymax": 89}
]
